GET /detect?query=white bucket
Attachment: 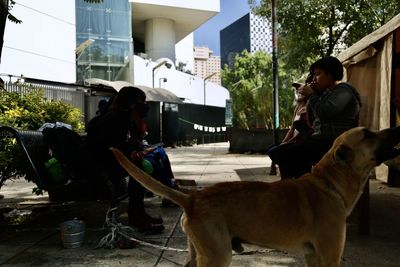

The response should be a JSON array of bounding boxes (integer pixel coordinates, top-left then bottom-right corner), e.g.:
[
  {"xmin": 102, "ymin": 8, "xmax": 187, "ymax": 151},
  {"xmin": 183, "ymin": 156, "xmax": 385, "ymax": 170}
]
[{"xmin": 60, "ymin": 218, "xmax": 85, "ymax": 249}]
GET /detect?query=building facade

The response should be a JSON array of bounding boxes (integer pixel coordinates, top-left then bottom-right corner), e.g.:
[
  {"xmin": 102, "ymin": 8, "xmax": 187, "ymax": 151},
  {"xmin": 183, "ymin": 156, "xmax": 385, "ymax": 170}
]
[
  {"xmin": 0, "ymin": 0, "xmax": 76, "ymax": 82},
  {"xmin": 1, "ymin": 0, "xmax": 229, "ymax": 107},
  {"xmin": 193, "ymin": 46, "xmax": 221, "ymax": 85},
  {"xmin": 220, "ymin": 12, "xmax": 272, "ymax": 68}
]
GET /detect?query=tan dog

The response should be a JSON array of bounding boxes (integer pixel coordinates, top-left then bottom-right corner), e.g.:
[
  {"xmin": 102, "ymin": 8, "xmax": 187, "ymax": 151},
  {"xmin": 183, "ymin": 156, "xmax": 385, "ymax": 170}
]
[{"xmin": 111, "ymin": 126, "xmax": 400, "ymax": 267}]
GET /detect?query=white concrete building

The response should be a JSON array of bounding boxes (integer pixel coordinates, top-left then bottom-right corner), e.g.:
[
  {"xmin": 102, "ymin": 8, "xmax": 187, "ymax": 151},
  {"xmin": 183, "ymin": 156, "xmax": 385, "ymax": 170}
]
[
  {"xmin": 131, "ymin": 0, "xmax": 218, "ymax": 62},
  {"xmin": 0, "ymin": 0, "xmax": 229, "ymax": 107},
  {"xmin": 130, "ymin": 0, "xmax": 228, "ymax": 106},
  {"xmin": 0, "ymin": 0, "xmax": 76, "ymax": 82}
]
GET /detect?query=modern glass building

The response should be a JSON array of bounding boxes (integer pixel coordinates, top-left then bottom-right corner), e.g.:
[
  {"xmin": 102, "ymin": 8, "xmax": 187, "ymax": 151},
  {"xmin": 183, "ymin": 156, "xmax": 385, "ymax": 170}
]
[
  {"xmin": 220, "ymin": 12, "xmax": 272, "ymax": 68},
  {"xmin": 75, "ymin": 0, "xmax": 132, "ymax": 83}
]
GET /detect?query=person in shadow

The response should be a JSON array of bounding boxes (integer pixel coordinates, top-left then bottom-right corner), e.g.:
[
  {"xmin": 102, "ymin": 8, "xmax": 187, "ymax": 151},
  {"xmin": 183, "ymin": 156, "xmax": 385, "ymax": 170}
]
[
  {"xmin": 267, "ymin": 73, "xmax": 314, "ymax": 178},
  {"xmin": 130, "ymin": 105, "xmax": 180, "ymax": 207},
  {"xmin": 86, "ymin": 87, "xmax": 164, "ymax": 234}
]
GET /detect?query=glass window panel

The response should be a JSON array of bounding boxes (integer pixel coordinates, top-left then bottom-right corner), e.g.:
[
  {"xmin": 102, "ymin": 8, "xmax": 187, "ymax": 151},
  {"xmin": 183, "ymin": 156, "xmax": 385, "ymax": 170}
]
[{"xmin": 76, "ymin": 0, "xmax": 131, "ymax": 82}]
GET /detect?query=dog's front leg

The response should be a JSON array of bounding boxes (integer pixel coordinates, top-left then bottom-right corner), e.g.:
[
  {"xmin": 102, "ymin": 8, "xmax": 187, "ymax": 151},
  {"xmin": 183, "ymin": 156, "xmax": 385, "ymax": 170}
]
[{"xmin": 184, "ymin": 239, "xmax": 197, "ymax": 267}]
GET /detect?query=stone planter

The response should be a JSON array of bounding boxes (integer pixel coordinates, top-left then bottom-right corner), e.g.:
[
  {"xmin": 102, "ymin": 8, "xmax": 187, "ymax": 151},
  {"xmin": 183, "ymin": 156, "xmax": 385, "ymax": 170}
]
[{"xmin": 229, "ymin": 128, "xmax": 288, "ymax": 154}]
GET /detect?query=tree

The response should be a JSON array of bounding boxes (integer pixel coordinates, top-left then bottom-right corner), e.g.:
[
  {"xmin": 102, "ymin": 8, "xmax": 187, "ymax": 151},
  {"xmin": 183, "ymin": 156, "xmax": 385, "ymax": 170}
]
[
  {"xmin": 222, "ymin": 50, "xmax": 294, "ymax": 130},
  {"xmin": 0, "ymin": 0, "xmax": 21, "ymax": 63},
  {"xmin": 176, "ymin": 61, "xmax": 193, "ymax": 75},
  {"xmin": 249, "ymin": 0, "xmax": 400, "ymax": 71}
]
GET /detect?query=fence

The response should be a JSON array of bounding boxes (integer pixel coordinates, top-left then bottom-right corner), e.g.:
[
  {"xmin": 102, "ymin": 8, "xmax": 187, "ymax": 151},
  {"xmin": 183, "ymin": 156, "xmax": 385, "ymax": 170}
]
[
  {"xmin": 2, "ymin": 80, "xmax": 229, "ymax": 145},
  {"xmin": 3, "ymin": 80, "xmax": 87, "ymax": 123},
  {"xmin": 176, "ymin": 103, "xmax": 228, "ymax": 145}
]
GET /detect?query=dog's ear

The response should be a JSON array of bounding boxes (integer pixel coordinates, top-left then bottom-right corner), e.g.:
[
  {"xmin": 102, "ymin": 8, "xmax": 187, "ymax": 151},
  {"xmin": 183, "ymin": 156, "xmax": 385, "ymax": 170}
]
[{"xmin": 334, "ymin": 144, "xmax": 354, "ymax": 165}]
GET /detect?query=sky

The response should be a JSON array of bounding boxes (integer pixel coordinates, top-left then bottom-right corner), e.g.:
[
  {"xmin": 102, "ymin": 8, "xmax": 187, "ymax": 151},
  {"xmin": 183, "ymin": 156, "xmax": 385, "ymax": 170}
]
[{"xmin": 194, "ymin": 0, "xmax": 251, "ymax": 56}]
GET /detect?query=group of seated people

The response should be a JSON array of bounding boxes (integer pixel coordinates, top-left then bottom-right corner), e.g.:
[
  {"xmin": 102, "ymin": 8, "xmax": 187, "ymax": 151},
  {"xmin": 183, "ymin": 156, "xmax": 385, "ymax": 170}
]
[
  {"xmin": 268, "ymin": 56, "xmax": 362, "ymax": 179},
  {"xmin": 84, "ymin": 56, "xmax": 361, "ymax": 234},
  {"xmin": 86, "ymin": 87, "xmax": 178, "ymax": 235}
]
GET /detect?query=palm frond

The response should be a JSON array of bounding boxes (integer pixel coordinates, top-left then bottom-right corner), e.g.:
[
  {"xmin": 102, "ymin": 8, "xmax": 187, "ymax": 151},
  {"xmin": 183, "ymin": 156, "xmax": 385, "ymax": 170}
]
[{"xmin": 7, "ymin": 13, "xmax": 22, "ymax": 24}]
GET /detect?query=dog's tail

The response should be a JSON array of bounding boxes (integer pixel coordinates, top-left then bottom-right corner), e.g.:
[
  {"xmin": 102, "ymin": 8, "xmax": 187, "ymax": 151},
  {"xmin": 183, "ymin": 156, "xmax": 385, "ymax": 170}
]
[{"xmin": 110, "ymin": 148, "xmax": 190, "ymax": 210}]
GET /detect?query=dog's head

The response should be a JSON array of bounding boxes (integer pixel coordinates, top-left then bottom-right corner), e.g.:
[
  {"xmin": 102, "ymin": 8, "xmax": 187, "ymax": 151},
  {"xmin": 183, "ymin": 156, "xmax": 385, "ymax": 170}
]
[{"xmin": 332, "ymin": 126, "xmax": 400, "ymax": 173}]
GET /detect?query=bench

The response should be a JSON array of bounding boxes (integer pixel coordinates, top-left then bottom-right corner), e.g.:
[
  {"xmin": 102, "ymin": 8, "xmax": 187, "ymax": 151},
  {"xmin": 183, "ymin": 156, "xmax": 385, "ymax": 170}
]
[{"xmin": 0, "ymin": 125, "xmax": 128, "ymax": 219}]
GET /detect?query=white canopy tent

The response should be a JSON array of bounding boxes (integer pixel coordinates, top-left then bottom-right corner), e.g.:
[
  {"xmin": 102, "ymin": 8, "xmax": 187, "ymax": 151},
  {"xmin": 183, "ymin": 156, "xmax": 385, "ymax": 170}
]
[{"xmin": 84, "ymin": 78, "xmax": 183, "ymax": 104}]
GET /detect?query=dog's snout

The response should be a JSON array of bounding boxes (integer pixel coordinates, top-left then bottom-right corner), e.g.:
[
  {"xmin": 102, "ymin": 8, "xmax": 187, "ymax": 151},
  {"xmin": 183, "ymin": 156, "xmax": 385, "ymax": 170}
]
[
  {"xmin": 378, "ymin": 126, "xmax": 400, "ymax": 144},
  {"xmin": 374, "ymin": 126, "xmax": 400, "ymax": 165}
]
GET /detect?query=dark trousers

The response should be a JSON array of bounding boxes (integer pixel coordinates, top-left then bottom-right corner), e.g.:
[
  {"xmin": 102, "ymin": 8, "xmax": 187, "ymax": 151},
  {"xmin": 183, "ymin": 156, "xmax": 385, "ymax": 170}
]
[
  {"xmin": 145, "ymin": 151, "xmax": 175, "ymax": 188},
  {"xmin": 268, "ymin": 135, "xmax": 336, "ymax": 179},
  {"xmin": 98, "ymin": 159, "xmax": 146, "ymax": 210}
]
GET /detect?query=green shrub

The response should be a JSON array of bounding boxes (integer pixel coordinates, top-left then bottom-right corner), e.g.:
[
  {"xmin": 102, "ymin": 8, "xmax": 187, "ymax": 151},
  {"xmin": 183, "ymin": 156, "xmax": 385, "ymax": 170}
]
[
  {"xmin": 0, "ymin": 139, "xmax": 26, "ymax": 189},
  {"xmin": 0, "ymin": 88, "xmax": 84, "ymax": 192},
  {"xmin": 0, "ymin": 89, "xmax": 84, "ymax": 131}
]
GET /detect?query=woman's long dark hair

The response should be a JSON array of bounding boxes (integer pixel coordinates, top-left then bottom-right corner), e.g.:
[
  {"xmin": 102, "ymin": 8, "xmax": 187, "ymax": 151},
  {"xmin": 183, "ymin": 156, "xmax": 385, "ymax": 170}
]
[{"xmin": 111, "ymin": 86, "xmax": 146, "ymax": 111}]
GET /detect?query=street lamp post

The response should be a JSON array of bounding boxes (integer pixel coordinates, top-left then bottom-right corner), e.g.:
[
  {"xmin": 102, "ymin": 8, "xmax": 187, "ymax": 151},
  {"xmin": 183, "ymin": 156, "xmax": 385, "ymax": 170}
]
[
  {"xmin": 272, "ymin": 0, "xmax": 279, "ymax": 141},
  {"xmin": 270, "ymin": 0, "xmax": 279, "ymax": 176},
  {"xmin": 151, "ymin": 60, "xmax": 172, "ymax": 143},
  {"xmin": 203, "ymin": 72, "xmax": 217, "ymax": 105},
  {"xmin": 152, "ymin": 60, "xmax": 172, "ymax": 88},
  {"xmin": 159, "ymin": 77, "xmax": 167, "ymax": 88}
]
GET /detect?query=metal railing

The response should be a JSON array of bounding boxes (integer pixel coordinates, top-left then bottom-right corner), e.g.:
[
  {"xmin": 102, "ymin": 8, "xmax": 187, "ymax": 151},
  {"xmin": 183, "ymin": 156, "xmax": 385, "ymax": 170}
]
[{"xmin": 3, "ymin": 81, "xmax": 86, "ymax": 122}]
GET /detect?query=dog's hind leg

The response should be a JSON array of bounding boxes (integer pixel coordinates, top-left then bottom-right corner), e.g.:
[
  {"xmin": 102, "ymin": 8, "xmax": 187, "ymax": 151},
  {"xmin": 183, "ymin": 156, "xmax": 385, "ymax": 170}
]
[
  {"xmin": 187, "ymin": 224, "xmax": 232, "ymax": 267},
  {"xmin": 184, "ymin": 239, "xmax": 197, "ymax": 267},
  {"xmin": 195, "ymin": 243, "xmax": 232, "ymax": 267}
]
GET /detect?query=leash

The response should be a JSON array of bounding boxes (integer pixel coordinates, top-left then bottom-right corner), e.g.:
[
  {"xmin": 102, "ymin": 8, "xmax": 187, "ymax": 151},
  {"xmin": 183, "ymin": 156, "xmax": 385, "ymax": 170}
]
[
  {"xmin": 96, "ymin": 208, "xmax": 188, "ymax": 252},
  {"xmin": 96, "ymin": 208, "xmax": 279, "ymax": 256}
]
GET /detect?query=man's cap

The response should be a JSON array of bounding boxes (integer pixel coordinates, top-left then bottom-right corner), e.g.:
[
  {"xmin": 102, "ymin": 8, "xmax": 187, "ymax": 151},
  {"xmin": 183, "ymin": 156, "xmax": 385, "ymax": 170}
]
[{"xmin": 292, "ymin": 73, "xmax": 313, "ymax": 88}]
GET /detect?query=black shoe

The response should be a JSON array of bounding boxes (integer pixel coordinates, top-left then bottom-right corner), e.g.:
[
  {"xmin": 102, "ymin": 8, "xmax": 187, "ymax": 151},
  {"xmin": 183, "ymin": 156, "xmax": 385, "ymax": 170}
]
[
  {"xmin": 144, "ymin": 212, "xmax": 163, "ymax": 224},
  {"xmin": 115, "ymin": 236, "xmax": 139, "ymax": 249},
  {"xmin": 161, "ymin": 198, "xmax": 178, "ymax": 207},
  {"xmin": 129, "ymin": 219, "xmax": 164, "ymax": 235},
  {"xmin": 140, "ymin": 223, "xmax": 165, "ymax": 235},
  {"xmin": 129, "ymin": 209, "xmax": 164, "ymax": 235}
]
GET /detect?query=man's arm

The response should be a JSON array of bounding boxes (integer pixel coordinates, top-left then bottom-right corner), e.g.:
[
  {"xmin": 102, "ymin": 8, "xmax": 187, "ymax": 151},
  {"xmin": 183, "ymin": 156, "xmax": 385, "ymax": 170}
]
[{"xmin": 308, "ymin": 84, "xmax": 353, "ymax": 121}]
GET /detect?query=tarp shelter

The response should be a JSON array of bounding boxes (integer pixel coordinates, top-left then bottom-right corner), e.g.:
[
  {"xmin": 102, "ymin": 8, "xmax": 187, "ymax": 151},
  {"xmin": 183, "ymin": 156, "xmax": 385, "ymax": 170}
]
[
  {"xmin": 338, "ymin": 13, "xmax": 400, "ymax": 186},
  {"xmin": 338, "ymin": 14, "xmax": 400, "ymax": 130},
  {"xmin": 84, "ymin": 78, "xmax": 183, "ymax": 104},
  {"xmin": 337, "ymin": 13, "xmax": 400, "ymax": 235}
]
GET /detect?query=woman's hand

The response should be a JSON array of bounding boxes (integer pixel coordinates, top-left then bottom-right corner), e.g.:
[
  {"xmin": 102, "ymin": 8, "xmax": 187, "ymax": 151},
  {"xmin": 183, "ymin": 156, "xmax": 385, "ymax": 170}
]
[
  {"xmin": 130, "ymin": 151, "xmax": 145, "ymax": 162},
  {"xmin": 297, "ymin": 106, "xmax": 307, "ymax": 114},
  {"xmin": 298, "ymin": 84, "xmax": 314, "ymax": 98}
]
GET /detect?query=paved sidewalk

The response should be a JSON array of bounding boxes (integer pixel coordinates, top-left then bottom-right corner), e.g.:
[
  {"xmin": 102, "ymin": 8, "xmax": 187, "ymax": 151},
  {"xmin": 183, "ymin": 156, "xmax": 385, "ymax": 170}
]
[{"xmin": 0, "ymin": 142, "xmax": 400, "ymax": 266}]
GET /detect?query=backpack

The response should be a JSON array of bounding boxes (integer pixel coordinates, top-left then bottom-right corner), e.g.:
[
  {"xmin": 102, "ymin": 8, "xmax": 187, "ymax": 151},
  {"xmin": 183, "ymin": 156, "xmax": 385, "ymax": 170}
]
[{"xmin": 42, "ymin": 126, "xmax": 89, "ymax": 182}]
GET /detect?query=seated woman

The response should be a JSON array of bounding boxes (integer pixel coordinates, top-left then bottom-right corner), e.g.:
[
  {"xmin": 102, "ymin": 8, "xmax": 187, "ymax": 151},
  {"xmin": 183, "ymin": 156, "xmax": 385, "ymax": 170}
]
[
  {"xmin": 130, "ymin": 103, "xmax": 179, "ymax": 206},
  {"xmin": 86, "ymin": 87, "xmax": 164, "ymax": 234},
  {"xmin": 268, "ymin": 74, "xmax": 314, "ymax": 179}
]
